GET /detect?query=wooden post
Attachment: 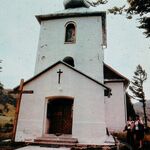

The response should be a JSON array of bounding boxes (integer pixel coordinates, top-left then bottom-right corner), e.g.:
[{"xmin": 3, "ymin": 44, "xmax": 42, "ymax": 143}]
[
  {"xmin": 12, "ymin": 79, "xmax": 24, "ymax": 141},
  {"xmin": 11, "ymin": 79, "xmax": 33, "ymax": 141}
]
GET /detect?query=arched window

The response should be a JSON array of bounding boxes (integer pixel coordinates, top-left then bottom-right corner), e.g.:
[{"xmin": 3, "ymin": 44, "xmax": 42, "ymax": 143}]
[
  {"xmin": 65, "ymin": 22, "xmax": 76, "ymax": 43},
  {"xmin": 63, "ymin": 56, "xmax": 75, "ymax": 67}
]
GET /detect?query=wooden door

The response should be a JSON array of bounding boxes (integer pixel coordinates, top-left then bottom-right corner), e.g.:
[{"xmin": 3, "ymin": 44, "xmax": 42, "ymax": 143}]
[{"xmin": 47, "ymin": 99, "xmax": 73, "ymax": 134}]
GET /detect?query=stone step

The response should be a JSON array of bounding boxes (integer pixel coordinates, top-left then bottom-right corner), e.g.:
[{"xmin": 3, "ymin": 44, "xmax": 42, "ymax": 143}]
[
  {"xmin": 33, "ymin": 141, "xmax": 77, "ymax": 147},
  {"xmin": 34, "ymin": 136, "xmax": 78, "ymax": 146}
]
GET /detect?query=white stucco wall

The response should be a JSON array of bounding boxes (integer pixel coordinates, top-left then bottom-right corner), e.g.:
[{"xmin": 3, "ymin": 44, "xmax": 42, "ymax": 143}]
[
  {"xmin": 104, "ymin": 82, "xmax": 127, "ymax": 132},
  {"xmin": 16, "ymin": 63, "xmax": 107, "ymax": 145},
  {"xmin": 34, "ymin": 15, "xmax": 104, "ymax": 82}
]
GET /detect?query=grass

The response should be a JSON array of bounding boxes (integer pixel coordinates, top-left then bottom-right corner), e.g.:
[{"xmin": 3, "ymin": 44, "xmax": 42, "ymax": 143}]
[
  {"xmin": 0, "ymin": 116, "xmax": 12, "ymax": 125},
  {"xmin": 0, "ymin": 116, "xmax": 14, "ymax": 140}
]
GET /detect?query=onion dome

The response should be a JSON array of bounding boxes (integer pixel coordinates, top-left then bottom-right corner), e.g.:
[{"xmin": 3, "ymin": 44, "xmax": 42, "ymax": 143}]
[{"xmin": 64, "ymin": 0, "xmax": 90, "ymax": 9}]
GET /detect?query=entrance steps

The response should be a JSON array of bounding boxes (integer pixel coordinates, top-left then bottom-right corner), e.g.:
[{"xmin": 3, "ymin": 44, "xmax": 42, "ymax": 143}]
[{"xmin": 34, "ymin": 136, "xmax": 78, "ymax": 147}]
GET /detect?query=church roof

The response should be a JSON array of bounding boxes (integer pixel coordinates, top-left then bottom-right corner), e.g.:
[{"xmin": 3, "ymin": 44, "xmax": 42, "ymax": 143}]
[
  {"xmin": 14, "ymin": 61, "xmax": 111, "ymax": 92},
  {"xmin": 36, "ymin": 8, "xmax": 106, "ymax": 24},
  {"xmin": 104, "ymin": 63, "xmax": 129, "ymax": 85}
]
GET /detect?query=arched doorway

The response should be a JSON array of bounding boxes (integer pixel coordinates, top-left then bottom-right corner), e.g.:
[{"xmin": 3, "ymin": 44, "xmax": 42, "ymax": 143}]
[{"xmin": 46, "ymin": 97, "xmax": 73, "ymax": 135}]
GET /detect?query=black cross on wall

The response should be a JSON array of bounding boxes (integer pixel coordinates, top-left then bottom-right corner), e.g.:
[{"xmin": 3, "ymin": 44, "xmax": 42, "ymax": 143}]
[{"xmin": 57, "ymin": 69, "xmax": 63, "ymax": 84}]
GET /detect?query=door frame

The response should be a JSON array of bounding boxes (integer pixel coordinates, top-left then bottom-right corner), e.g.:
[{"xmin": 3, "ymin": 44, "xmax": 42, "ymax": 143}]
[{"xmin": 42, "ymin": 96, "xmax": 74, "ymax": 136}]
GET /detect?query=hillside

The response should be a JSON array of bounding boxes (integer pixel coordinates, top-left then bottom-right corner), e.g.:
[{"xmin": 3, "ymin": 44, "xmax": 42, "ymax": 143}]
[
  {"xmin": 134, "ymin": 100, "xmax": 150, "ymax": 127},
  {"xmin": 0, "ymin": 89, "xmax": 16, "ymax": 140},
  {"xmin": 0, "ymin": 89, "xmax": 16, "ymax": 116}
]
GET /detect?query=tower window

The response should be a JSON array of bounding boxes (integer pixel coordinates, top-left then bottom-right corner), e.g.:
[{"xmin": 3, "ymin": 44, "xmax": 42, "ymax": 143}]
[
  {"xmin": 63, "ymin": 56, "xmax": 75, "ymax": 67},
  {"xmin": 65, "ymin": 22, "xmax": 76, "ymax": 43}
]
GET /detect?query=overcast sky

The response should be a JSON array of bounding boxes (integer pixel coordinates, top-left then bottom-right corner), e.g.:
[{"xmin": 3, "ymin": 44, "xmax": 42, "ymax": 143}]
[{"xmin": 0, "ymin": 0, "xmax": 150, "ymax": 101}]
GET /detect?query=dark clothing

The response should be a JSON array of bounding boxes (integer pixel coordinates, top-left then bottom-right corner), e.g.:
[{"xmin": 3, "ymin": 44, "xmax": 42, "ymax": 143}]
[
  {"xmin": 124, "ymin": 122, "xmax": 134, "ymax": 147},
  {"xmin": 134, "ymin": 122, "xmax": 144, "ymax": 141},
  {"xmin": 127, "ymin": 130, "xmax": 134, "ymax": 147}
]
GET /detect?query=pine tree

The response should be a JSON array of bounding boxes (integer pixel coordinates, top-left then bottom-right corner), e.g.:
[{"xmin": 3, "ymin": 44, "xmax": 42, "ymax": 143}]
[
  {"xmin": 127, "ymin": 0, "xmax": 150, "ymax": 37},
  {"xmin": 129, "ymin": 65, "xmax": 148, "ymax": 127},
  {"xmin": 126, "ymin": 93, "xmax": 136, "ymax": 119}
]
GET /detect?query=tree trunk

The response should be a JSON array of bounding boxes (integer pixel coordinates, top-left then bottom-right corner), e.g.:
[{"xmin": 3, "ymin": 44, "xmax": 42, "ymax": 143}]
[{"xmin": 143, "ymin": 100, "xmax": 147, "ymax": 128}]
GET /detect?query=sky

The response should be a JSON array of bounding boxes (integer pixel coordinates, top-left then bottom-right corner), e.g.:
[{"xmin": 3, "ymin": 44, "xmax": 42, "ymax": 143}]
[{"xmin": 0, "ymin": 0, "xmax": 150, "ymax": 101}]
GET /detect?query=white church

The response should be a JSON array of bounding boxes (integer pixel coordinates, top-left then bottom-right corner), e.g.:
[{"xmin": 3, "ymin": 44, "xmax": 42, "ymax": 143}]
[{"xmin": 14, "ymin": 0, "xmax": 129, "ymax": 146}]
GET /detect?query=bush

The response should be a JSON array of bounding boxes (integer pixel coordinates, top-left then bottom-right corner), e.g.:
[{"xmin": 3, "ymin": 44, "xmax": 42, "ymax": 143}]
[
  {"xmin": 0, "ymin": 123, "xmax": 13, "ymax": 133},
  {"xmin": 111, "ymin": 132, "xmax": 127, "ymax": 142}
]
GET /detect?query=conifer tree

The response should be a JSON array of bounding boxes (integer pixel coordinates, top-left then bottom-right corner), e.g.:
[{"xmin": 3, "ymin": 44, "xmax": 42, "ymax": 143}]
[
  {"xmin": 129, "ymin": 65, "xmax": 148, "ymax": 127},
  {"xmin": 127, "ymin": 0, "xmax": 150, "ymax": 37}
]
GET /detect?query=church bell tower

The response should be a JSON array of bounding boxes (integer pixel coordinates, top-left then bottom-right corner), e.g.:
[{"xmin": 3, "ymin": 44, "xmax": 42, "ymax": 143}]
[{"xmin": 34, "ymin": 0, "xmax": 107, "ymax": 82}]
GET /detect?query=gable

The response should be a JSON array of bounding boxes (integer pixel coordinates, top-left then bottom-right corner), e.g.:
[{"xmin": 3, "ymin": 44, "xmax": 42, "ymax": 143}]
[{"xmin": 14, "ymin": 61, "xmax": 110, "ymax": 93}]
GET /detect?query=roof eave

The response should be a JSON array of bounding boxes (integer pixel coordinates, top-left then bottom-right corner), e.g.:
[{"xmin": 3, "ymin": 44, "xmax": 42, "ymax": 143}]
[
  {"xmin": 36, "ymin": 11, "xmax": 106, "ymax": 24},
  {"xmin": 104, "ymin": 79, "xmax": 129, "ymax": 89},
  {"xmin": 104, "ymin": 63, "xmax": 130, "ymax": 84}
]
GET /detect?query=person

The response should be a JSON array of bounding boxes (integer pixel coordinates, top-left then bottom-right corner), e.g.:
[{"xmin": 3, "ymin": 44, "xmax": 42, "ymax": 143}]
[
  {"xmin": 134, "ymin": 115, "xmax": 145, "ymax": 149},
  {"xmin": 124, "ymin": 116, "xmax": 135, "ymax": 148}
]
